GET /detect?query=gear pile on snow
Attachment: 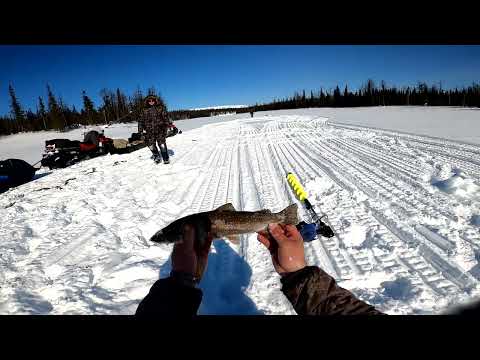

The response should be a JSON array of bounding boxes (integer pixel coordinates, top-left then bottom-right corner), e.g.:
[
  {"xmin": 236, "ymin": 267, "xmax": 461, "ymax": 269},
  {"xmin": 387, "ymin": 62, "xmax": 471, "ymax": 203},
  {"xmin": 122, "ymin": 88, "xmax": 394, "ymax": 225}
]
[{"xmin": 40, "ymin": 130, "xmax": 114, "ymax": 169}]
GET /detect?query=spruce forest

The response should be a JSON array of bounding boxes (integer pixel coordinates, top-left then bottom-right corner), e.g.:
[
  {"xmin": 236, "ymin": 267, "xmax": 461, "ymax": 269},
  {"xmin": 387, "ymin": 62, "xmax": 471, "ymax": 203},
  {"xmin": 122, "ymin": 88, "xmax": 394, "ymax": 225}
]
[{"xmin": 2, "ymin": 80, "xmax": 479, "ymax": 136}]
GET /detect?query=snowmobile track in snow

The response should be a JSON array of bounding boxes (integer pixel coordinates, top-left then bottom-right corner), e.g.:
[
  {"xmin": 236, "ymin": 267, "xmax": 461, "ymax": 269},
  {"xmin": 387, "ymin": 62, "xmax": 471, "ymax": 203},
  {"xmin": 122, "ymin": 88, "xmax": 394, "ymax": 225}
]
[{"xmin": 1, "ymin": 114, "xmax": 480, "ymax": 315}]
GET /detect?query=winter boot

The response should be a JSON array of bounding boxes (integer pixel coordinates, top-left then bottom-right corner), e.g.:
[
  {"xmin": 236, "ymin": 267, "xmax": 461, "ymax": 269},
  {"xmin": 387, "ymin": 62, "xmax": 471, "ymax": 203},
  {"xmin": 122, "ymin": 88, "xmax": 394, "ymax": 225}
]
[
  {"xmin": 149, "ymin": 144, "xmax": 161, "ymax": 162},
  {"xmin": 159, "ymin": 143, "xmax": 170, "ymax": 164},
  {"xmin": 150, "ymin": 150, "xmax": 161, "ymax": 163},
  {"xmin": 153, "ymin": 154, "xmax": 162, "ymax": 164}
]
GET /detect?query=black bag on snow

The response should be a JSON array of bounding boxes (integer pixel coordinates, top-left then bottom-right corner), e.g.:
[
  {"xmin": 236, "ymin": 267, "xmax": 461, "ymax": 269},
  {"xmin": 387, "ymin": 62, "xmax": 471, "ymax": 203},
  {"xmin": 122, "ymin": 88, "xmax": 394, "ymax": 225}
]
[{"xmin": 0, "ymin": 159, "xmax": 36, "ymax": 193}]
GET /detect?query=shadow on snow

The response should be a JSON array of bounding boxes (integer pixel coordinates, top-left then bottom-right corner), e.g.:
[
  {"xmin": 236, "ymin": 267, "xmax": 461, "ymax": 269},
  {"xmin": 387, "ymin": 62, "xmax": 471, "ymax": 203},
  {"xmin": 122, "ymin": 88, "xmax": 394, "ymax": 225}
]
[{"xmin": 159, "ymin": 239, "xmax": 261, "ymax": 315}]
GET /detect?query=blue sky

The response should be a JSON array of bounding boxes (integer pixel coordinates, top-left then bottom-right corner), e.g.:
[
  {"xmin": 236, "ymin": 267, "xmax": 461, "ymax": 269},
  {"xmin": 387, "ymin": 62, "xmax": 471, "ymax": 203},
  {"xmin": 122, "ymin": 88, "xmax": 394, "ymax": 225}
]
[{"xmin": 1, "ymin": 45, "xmax": 479, "ymax": 116}]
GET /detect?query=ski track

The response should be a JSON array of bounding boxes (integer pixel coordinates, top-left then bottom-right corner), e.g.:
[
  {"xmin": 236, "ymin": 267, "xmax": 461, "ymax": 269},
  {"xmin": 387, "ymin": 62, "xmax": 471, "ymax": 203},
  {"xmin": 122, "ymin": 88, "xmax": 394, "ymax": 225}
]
[{"xmin": 1, "ymin": 115, "xmax": 480, "ymax": 314}]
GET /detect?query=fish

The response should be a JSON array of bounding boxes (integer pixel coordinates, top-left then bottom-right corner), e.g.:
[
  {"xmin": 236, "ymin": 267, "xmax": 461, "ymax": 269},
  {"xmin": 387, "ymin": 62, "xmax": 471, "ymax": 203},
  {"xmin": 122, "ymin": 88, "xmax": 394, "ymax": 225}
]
[{"xmin": 150, "ymin": 203, "xmax": 299, "ymax": 245}]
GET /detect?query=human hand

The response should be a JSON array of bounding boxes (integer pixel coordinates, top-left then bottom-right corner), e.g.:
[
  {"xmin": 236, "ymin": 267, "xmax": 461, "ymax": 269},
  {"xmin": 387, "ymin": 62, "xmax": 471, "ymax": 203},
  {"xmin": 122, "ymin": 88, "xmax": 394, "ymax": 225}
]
[
  {"xmin": 171, "ymin": 223, "xmax": 213, "ymax": 280},
  {"xmin": 257, "ymin": 223, "xmax": 306, "ymax": 276}
]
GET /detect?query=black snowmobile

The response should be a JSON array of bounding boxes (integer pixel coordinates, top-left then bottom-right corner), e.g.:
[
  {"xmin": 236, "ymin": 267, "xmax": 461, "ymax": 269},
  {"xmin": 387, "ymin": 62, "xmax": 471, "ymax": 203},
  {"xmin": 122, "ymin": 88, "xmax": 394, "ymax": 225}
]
[
  {"xmin": 41, "ymin": 130, "xmax": 114, "ymax": 169},
  {"xmin": 0, "ymin": 159, "xmax": 37, "ymax": 194}
]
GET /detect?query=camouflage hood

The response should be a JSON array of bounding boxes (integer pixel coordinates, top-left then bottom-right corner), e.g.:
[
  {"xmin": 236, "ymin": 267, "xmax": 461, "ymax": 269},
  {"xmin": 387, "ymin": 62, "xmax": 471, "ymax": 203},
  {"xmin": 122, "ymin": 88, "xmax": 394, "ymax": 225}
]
[{"xmin": 144, "ymin": 95, "xmax": 167, "ymax": 108}]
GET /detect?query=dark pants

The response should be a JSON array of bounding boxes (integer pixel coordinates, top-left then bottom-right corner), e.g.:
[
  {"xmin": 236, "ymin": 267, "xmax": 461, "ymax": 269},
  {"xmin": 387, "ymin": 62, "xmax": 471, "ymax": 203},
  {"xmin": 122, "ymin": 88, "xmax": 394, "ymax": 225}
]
[{"xmin": 146, "ymin": 132, "xmax": 169, "ymax": 162}]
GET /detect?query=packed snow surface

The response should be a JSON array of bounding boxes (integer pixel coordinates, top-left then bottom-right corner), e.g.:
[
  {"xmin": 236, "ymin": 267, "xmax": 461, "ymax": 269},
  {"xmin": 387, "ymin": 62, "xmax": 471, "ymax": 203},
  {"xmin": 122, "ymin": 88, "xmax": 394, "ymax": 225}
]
[
  {"xmin": 260, "ymin": 106, "xmax": 480, "ymax": 145},
  {"xmin": 1, "ymin": 107, "xmax": 480, "ymax": 315}
]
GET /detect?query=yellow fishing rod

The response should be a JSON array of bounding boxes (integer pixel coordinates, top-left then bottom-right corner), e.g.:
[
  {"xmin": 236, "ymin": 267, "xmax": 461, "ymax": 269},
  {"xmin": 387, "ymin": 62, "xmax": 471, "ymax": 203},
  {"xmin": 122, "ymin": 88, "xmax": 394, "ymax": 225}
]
[{"xmin": 286, "ymin": 172, "xmax": 334, "ymax": 241}]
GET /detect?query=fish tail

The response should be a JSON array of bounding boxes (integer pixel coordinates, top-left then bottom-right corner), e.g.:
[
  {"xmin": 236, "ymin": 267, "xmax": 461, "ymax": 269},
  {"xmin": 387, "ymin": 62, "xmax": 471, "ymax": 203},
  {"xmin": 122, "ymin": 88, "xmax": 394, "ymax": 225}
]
[{"xmin": 280, "ymin": 204, "xmax": 299, "ymax": 225}]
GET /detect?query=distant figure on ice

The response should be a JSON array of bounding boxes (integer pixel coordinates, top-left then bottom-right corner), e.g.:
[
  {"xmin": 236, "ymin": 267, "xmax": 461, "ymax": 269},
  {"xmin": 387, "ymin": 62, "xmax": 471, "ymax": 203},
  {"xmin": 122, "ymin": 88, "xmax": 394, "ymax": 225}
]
[
  {"xmin": 135, "ymin": 221, "xmax": 385, "ymax": 317},
  {"xmin": 250, "ymin": 111, "xmax": 254, "ymax": 118},
  {"xmin": 138, "ymin": 95, "xmax": 172, "ymax": 164}
]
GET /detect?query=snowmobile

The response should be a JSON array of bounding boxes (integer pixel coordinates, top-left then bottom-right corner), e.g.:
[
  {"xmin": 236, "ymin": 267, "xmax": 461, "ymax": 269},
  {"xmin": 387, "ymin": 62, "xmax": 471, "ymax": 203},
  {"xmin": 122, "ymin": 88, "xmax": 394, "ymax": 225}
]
[
  {"xmin": 41, "ymin": 130, "xmax": 114, "ymax": 169},
  {"xmin": 0, "ymin": 159, "xmax": 37, "ymax": 194}
]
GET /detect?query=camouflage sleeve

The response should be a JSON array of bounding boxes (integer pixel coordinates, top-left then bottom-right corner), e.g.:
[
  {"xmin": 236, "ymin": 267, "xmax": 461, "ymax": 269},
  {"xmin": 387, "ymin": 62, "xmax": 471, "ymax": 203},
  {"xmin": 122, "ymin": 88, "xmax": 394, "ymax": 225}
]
[
  {"xmin": 162, "ymin": 108, "xmax": 171, "ymax": 126},
  {"xmin": 138, "ymin": 111, "xmax": 145, "ymax": 133},
  {"xmin": 280, "ymin": 266, "xmax": 385, "ymax": 315}
]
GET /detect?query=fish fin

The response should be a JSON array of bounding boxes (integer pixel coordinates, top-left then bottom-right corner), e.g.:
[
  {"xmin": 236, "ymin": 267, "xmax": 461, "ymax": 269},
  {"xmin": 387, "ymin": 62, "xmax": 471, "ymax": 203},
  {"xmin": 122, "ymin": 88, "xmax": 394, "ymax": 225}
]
[
  {"xmin": 280, "ymin": 204, "xmax": 299, "ymax": 225},
  {"xmin": 257, "ymin": 209, "xmax": 273, "ymax": 214},
  {"xmin": 225, "ymin": 234, "xmax": 241, "ymax": 245},
  {"xmin": 215, "ymin": 203, "xmax": 236, "ymax": 212}
]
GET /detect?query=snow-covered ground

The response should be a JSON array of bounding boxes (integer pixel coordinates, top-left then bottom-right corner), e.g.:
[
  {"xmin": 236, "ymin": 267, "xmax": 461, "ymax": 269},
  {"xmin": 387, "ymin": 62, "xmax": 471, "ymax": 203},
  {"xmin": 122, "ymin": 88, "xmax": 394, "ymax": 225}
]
[
  {"xmin": 258, "ymin": 106, "xmax": 480, "ymax": 145},
  {"xmin": 1, "ymin": 107, "xmax": 480, "ymax": 315}
]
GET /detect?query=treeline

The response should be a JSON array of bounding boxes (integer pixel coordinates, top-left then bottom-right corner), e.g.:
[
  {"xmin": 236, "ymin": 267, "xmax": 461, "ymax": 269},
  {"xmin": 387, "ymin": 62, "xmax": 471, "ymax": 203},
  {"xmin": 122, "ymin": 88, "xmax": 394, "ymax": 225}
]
[
  {"xmin": 171, "ymin": 80, "xmax": 480, "ymax": 120},
  {"xmin": 0, "ymin": 84, "xmax": 162, "ymax": 136},
  {"xmin": 3, "ymin": 80, "xmax": 480, "ymax": 136},
  {"xmin": 249, "ymin": 80, "xmax": 480, "ymax": 112},
  {"xmin": 170, "ymin": 108, "xmax": 246, "ymax": 120}
]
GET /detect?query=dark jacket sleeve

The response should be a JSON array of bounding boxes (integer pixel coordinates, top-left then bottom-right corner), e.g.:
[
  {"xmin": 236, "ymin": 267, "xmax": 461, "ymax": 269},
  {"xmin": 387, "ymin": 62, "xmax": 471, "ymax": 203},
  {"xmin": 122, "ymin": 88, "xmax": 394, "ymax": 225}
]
[
  {"xmin": 135, "ymin": 277, "xmax": 203, "ymax": 318},
  {"xmin": 138, "ymin": 111, "xmax": 145, "ymax": 134},
  {"xmin": 159, "ymin": 107, "xmax": 171, "ymax": 127},
  {"xmin": 281, "ymin": 266, "xmax": 384, "ymax": 315}
]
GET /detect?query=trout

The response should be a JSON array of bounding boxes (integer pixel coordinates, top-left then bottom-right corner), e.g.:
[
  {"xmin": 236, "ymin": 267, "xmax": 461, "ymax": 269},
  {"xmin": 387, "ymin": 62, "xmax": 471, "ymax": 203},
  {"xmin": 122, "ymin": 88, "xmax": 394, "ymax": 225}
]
[{"xmin": 150, "ymin": 203, "xmax": 299, "ymax": 245}]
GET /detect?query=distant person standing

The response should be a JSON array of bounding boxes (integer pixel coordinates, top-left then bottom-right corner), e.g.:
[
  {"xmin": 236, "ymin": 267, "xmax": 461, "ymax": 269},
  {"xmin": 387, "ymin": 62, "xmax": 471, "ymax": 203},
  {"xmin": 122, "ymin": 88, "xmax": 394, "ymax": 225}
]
[
  {"xmin": 250, "ymin": 111, "xmax": 254, "ymax": 118},
  {"xmin": 138, "ymin": 95, "xmax": 172, "ymax": 164}
]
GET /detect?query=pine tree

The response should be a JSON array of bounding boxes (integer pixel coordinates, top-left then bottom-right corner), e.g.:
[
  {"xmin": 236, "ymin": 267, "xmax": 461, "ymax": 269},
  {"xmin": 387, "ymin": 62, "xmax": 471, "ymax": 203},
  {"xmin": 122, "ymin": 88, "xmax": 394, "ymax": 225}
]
[
  {"xmin": 57, "ymin": 96, "xmax": 70, "ymax": 127},
  {"xmin": 25, "ymin": 109, "xmax": 37, "ymax": 131},
  {"xmin": 320, "ymin": 88, "xmax": 325, "ymax": 106},
  {"xmin": 82, "ymin": 90, "xmax": 97, "ymax": 125},
  {"xmin": 38, "ymin": 96, "xmax": 47, "ymax": 130},
  {"xmin": 116, "ymin": 88, "xmax": 128, "ymax": 119},
  {"xmin": 100, "ymin": 88, "xmax": 117, "ymax": 123},
  {"xmin": 343, "ymin": 85, "xmax": 349, "ymax": 106},
  {"xmin": 333, "ymin": 86, "xmax": 341, "ymax": 107},
  {"xmin": 380, "ymin": 80, "xmax": 386, "ymax": 106},
  {"xmin": 366, "ymin": 79, "xmax": 375, "ymax": 106},
  {"xmin": 130, "ymin": 86, "xmax": 144, "ymax": 119},
  {"xmin": 8, "ymin": 83, "xmax": 26, "ymax": 132},
  {"xmin": 46, "ymin": 84, "xmax": 64, "ymax": 130}
]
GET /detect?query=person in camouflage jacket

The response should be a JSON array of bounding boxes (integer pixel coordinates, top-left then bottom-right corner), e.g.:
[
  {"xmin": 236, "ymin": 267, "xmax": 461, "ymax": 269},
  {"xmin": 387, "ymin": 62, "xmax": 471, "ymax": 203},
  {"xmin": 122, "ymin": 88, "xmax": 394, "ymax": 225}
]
[{"xmin": 138, "ymin": 95, "xmax": 172, "ymax": 164}]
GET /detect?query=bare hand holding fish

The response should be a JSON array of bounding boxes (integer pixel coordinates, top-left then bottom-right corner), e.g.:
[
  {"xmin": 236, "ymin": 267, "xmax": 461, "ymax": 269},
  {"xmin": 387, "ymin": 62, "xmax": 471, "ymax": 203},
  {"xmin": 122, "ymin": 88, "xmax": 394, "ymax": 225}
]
[
  {"xmin": 257, "ymin": 223, "xmax": 306, "ymax": 276},
  {"xmin": 171, "ymin": 224, "xmax": 213, "ymax": 280}
]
